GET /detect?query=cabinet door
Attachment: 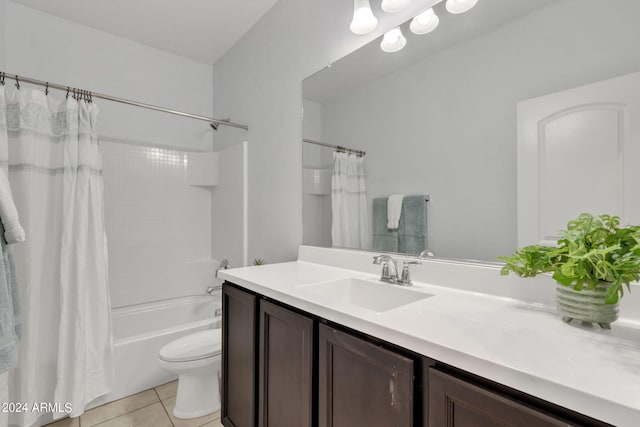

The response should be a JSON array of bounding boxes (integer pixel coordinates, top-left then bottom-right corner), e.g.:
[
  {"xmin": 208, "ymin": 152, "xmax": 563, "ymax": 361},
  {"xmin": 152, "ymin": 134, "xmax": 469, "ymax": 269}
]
[
  {"xmin": 429, "ymin": 368, "xmax": 569, "ymax": 427},
  {"xmin": 258, "ymin": 300, "xmax": 314, "ymax": 427},
  {"xmin": 222, "ymin": 284, "xmax": 257, "ymax": 427},
  {"xmin": 318, "ymin": 324, "xmax": 414, "ymax": 427}
]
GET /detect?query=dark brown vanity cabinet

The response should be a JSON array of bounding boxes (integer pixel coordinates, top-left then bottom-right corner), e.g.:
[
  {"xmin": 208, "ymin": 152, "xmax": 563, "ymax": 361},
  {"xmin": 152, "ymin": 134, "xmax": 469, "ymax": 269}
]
[
  {"xmin": 222, "ymin": 283, "xmax": 314, "ymax": 427},
  {"xmin": 318, "ymin": 324, "xmax": 415, "ymax": 427},
  {"xmin": 428, "ymin": 369, "xmax": 571, "ymax": 427},
  {"xmin": 222, "ymin": 282, "xmax": 611, "ymax": 427},
  {"xmin": 258, "ymin": 300, "xmax": 314, "ymax": 427},
  {"xmin": 222, "ymin": 284, "xmax": 258, "ymax": 427}
]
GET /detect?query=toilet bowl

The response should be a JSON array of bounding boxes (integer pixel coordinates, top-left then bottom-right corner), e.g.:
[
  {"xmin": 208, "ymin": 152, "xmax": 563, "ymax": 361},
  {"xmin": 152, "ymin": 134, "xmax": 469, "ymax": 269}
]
[{"xmin": 157, "ymin": 328, "xmax": 222, "ymax": 419}]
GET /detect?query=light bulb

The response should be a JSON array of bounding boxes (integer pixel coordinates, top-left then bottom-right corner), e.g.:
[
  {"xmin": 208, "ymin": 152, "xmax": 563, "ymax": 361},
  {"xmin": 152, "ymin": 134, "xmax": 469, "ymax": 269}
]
[
  {"xmin": 350, "ymin": 0, "xmax": 378, "ymax": 34},
  {"xmin": 380, "ymin": 27, "xmax": 407, "ymax": 53},
  {"xmin": 381, "ymin": 0, "xmax": 411, "ymax": 13},
  {"xmin": 410, "ymin": 8, "xmax": 439, "ymax": 35},
  {"xmin": 446, "ymin": 0, "xmax": 478, "ymax": 14}
]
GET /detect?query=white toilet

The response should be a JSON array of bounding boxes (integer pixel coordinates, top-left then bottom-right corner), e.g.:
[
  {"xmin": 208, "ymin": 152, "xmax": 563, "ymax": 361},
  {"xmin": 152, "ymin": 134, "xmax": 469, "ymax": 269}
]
[{"xmin": 157, "ymin": 329, "xmax": 222, "ymax": 419}]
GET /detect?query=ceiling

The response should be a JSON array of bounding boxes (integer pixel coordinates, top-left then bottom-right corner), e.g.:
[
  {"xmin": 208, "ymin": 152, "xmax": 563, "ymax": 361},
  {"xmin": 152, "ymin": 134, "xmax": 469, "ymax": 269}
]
[
  {"xmin": 304, "ymin": 0, "xmax": 554, "ymax": 104},
  {"xmin": 9, "ymin": 0, "xmax": 280, "ymax": 65}
]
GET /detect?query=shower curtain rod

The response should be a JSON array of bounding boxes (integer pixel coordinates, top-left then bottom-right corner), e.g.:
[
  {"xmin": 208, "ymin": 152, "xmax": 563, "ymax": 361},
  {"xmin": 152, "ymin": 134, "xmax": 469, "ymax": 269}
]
[
  {"xmin": 303, "ymin": 138, "xmax": 366, "ymax": 157},
  {"xmin": 0, "ymin": 71, "xmax": 248, "ymax": 131}
]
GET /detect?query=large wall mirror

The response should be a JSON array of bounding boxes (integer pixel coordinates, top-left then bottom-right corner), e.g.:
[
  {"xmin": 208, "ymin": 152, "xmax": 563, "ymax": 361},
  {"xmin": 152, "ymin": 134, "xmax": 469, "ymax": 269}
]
[{"xmin": 302, "ymin": 0, "xmax": 640, "ymax": 263}]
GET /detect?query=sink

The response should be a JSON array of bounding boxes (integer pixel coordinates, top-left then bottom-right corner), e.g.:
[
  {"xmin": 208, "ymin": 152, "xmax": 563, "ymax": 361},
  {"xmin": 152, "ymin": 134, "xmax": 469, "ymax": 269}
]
[{"xmin": 296, "ymin": 277, "xmax": 433, "ymax": 313}]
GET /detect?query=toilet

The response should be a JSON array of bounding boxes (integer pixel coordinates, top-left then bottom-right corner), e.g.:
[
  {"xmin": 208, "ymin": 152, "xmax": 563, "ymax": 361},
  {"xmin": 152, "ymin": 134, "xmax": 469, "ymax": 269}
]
[{"xmin": 157, "ymin": 329, "xmax": 222, "ymax": 419}]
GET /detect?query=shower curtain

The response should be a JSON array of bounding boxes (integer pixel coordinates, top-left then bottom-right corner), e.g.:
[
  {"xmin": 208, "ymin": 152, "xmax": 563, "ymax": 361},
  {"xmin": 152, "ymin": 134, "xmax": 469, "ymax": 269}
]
[
  {"xmin": 0, "ymin": 85, "xmax": 113, "ymax": 425},
  {"xmin": 331, "ymin": 152, "xmax": 370, "ymax": 250}
]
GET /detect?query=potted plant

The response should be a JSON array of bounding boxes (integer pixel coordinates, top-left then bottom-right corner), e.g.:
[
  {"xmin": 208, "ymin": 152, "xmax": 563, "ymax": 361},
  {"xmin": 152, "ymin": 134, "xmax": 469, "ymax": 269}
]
[{"xmin": 498, "ymin": 213, "xmax": 640, "ymax": 329}]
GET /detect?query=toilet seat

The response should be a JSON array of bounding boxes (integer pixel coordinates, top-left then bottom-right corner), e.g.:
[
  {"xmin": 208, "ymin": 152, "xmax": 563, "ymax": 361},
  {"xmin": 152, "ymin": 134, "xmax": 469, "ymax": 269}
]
[{"xmin": 159, "ymin": 329, "xmax": 221, "ymax": 363}]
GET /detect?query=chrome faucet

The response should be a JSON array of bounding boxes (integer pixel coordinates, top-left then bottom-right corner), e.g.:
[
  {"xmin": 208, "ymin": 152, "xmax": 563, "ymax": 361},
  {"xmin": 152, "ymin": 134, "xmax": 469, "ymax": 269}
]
[
  {"xmin": 372, "ymin": 255, "xmax": 399, "ymax": 283},
  {"xmin": 206, "ymin": 285, "xmax": 220, "ymax": 295},
  {"xmin": 373, "ymin": 255, "xmax": 421, "ymax": 286},
  {"xmin": 419, "ymin": 249, "xmax": 435, "ymax": 258},
  {"xmin": 399, "ymin": 261, "xmax": 421, "ymax": 286}
]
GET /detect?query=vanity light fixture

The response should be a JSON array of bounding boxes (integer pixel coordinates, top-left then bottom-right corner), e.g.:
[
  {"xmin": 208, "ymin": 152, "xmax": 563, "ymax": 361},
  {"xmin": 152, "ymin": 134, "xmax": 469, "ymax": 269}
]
[
  {"xmin": 381, "ymin": 0, "xmax": 411, "ymax": 13},
  {"xmin": 445, "ymin": 0, "xmax": 478, "ymax": 14},
  {"xmin": 380, "ymin": 27, "xmax": 407, "ymax": 53},
  {"xmin": 410, "ymin": 7, "xmax": 439, "ymax": 34},
  {"xmin": 350, "ymin": 0, "xmax": 378, "ymax": 34}
]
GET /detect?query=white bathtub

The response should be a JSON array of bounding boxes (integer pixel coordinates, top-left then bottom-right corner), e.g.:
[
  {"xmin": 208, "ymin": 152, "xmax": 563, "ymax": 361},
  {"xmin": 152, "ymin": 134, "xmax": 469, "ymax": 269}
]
[{"xmin": 89, "ymin": 295, "xmax": 221, "ymax": 408}]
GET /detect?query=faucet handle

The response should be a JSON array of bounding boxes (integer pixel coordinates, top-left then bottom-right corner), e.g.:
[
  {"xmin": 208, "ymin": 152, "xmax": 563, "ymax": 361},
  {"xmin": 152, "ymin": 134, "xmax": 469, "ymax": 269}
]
[{"xmin": 399, "ymin": 261, "xmax": 421, "ymax": 286}]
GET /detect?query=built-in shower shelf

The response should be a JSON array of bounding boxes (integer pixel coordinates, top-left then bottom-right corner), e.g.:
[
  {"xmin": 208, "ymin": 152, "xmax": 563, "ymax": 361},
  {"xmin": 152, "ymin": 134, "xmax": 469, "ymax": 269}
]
[
  {"xmin": 187, "ymin": 152, "xmax": 219, "ymax": 186},
  {"xmin": 303, "ymin": 167, "xmax": 331, "ymax": 195}
]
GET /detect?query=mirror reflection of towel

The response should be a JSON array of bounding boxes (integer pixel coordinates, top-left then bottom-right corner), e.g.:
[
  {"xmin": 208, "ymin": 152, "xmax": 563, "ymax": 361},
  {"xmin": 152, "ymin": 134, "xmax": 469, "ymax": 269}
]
[
  {"xmin": 398, "ymin": 195, "xmax": 427, "ymax": 256},
  {"xmin": 387, "ymin": 194, "xmax": 404, "ymax": 230},
  {"xmin": 372, "ymin": 198, "xmax": 398, "ymax": 253}
]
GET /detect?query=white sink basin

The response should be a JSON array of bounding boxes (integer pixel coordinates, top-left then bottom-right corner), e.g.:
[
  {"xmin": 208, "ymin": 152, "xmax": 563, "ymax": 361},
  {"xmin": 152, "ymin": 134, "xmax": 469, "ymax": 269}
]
[{"xmin": 296, "ymin": 277, "xmax": 433, "ymax": 313}]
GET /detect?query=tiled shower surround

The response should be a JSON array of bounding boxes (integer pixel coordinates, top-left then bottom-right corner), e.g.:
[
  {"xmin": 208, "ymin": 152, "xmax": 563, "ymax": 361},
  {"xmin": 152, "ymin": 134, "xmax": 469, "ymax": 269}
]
[{"xmin": 102, "ymin": 141, "xmax": 213, "ymax": 308}]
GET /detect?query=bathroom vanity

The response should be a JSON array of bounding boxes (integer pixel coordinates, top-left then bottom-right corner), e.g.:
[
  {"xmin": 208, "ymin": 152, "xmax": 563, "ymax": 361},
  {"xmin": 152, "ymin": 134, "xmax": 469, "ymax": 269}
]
[{"xmin": 218, "ymin": 247, "xmax": 640, "ymax": 427}]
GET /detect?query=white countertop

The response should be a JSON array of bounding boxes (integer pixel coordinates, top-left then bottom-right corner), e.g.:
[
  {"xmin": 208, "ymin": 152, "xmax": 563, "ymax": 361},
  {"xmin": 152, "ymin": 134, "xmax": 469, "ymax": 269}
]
[{"xmin": 220, "ymin": 257, "xmax": 640, "ymax": 427}]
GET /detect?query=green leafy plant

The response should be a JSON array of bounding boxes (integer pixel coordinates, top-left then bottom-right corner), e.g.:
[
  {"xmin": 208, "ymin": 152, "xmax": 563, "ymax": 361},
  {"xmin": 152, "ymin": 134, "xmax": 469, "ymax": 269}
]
[
  {"xmin": 498, "ymin": 213, "xmax": 640, "ymax": 304},
  {"xmin": 253, "ymin": 258, "xmax": 265, "ymax": 266}
]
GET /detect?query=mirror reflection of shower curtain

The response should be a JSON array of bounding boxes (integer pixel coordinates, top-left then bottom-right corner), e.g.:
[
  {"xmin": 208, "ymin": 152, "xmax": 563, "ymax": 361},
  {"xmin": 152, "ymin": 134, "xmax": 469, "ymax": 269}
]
[
  {"xmin": 0, "ymin": 86, "xmax": 113, "ymax": 426},
  {"xmin": 331, "ymin": 152, "xmax": 370, "ymax": 250}
]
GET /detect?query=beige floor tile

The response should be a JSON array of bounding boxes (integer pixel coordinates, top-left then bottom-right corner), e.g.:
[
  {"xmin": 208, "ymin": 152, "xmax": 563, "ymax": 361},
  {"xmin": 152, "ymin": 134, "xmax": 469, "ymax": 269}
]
[
  {"xmin": 155, "ymin": 379, "xmax": 179, "ymax": 400},
  {"xmin": 161, "ymin": 396, "xmax": 220, "ymax": 427},
  {"xmin": 200, "ymin": 418, "xmax": 223, "ymax": 427},
  {"xmin": 43, "ymin": 416, "xmax": 80, "ymax": 427},
  {"xmin": 80, "ymin": 389, "xmax": 159, "ymax": 427},
  {"xmin": 93, "ymin": 402, "xmax": 172, "ymax": 427}
]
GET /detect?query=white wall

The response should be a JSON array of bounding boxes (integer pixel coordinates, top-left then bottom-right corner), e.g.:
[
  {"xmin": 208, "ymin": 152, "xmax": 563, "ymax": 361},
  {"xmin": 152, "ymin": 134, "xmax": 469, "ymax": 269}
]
[
  {"xmin": 3, "ymin": 1, "xmax": 214, "ymax": 151},
  {"xmin": 319, "ymin": 0, "xmax": 640, "ymax": 261},
  {"xmin": 0, "ymin": 0, "xmax": 5, "ymax": 70},
  {"xmin": 211, "ymin": 0, "xmax": 439, "ymax": 264},
  {"xmin": 212, "ymin": 142, "xmax": 247, "ymax": 268},
  {"xmin": 1, "ymin": 1, "xmax": 216, "ymax": 307}
]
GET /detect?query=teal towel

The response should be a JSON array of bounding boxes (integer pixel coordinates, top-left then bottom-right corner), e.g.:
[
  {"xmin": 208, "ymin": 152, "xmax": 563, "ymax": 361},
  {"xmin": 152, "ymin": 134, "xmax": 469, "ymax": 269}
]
[
  {"xmin": 0, "ymin": 221, "xmax": 20, "ymax": 374},
  {"xmin": 372, "ymin": 198, "xmax": 398, "ymax": 253},
  {"xmin": 398, "ymin": 195, "xmax": 427, "ymax": 256}
]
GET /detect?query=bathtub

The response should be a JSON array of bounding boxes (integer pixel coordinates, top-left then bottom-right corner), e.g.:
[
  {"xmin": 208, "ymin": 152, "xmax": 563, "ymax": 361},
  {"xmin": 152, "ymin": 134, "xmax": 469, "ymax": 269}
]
[{"xmin": 89, "ymin": 295, "xmax": 221, "ymax": 408}]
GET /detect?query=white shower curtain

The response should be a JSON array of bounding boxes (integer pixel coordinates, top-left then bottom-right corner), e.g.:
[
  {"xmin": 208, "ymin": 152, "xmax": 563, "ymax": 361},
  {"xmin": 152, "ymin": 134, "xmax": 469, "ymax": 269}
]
[
  {"xmin": 0, "ymin": 86, "xmax": 113, "ymax": 425},
  {"xmin": 331, "ymin": 152, "xmax": 370, "ymax": 250}
]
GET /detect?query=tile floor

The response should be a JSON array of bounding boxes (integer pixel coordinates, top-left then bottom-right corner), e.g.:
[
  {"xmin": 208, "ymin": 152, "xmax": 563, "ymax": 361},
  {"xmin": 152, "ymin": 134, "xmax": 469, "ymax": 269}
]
[{"xmin": 44, "ymin": 381, "xmax": 222, "ymax": 427}]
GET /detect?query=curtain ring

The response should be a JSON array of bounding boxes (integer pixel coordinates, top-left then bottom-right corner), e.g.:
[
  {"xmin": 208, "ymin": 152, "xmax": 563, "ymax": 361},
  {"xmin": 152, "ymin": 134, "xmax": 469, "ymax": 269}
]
[
  {"xmin": 66, "ymin": 87, "xmax": 70, "ymax": 99},
  {"xmin": 88, "ymin": 91, "xmax": 93, "ymax": 103},
  {"xmin": 73, "ymin": 88, "xmax": 77, "ymax": 100},
  {"xmin": 15, "ymin": 75, "xmax": 20, "ymax": 90},
  {"xmin": 0, "ymin": 72, "xmax": 4, "ymax": 86},
  {"xmin": 45, "ymin": 82, "xmax": 49, "ymax": 95}
]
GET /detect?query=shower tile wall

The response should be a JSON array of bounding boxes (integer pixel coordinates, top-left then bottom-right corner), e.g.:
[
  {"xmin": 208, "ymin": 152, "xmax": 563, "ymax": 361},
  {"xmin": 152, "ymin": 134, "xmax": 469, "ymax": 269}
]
[{"xmin": 102, "ymin": 141, "xmax": 213, "ymax": 308}]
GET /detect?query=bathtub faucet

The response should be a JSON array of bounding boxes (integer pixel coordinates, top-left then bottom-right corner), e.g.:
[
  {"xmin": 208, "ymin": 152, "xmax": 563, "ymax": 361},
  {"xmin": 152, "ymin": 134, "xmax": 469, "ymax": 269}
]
[{"xmin": 206, "ymin": 285, "xmax": 221, "ymax": 295}]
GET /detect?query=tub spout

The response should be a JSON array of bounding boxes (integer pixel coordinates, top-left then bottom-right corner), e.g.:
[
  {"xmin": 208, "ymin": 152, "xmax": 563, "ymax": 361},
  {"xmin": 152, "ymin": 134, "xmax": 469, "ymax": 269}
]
[{"xmin": 206, "ymin": 284, "xmax": 222, "ymax": 295}]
